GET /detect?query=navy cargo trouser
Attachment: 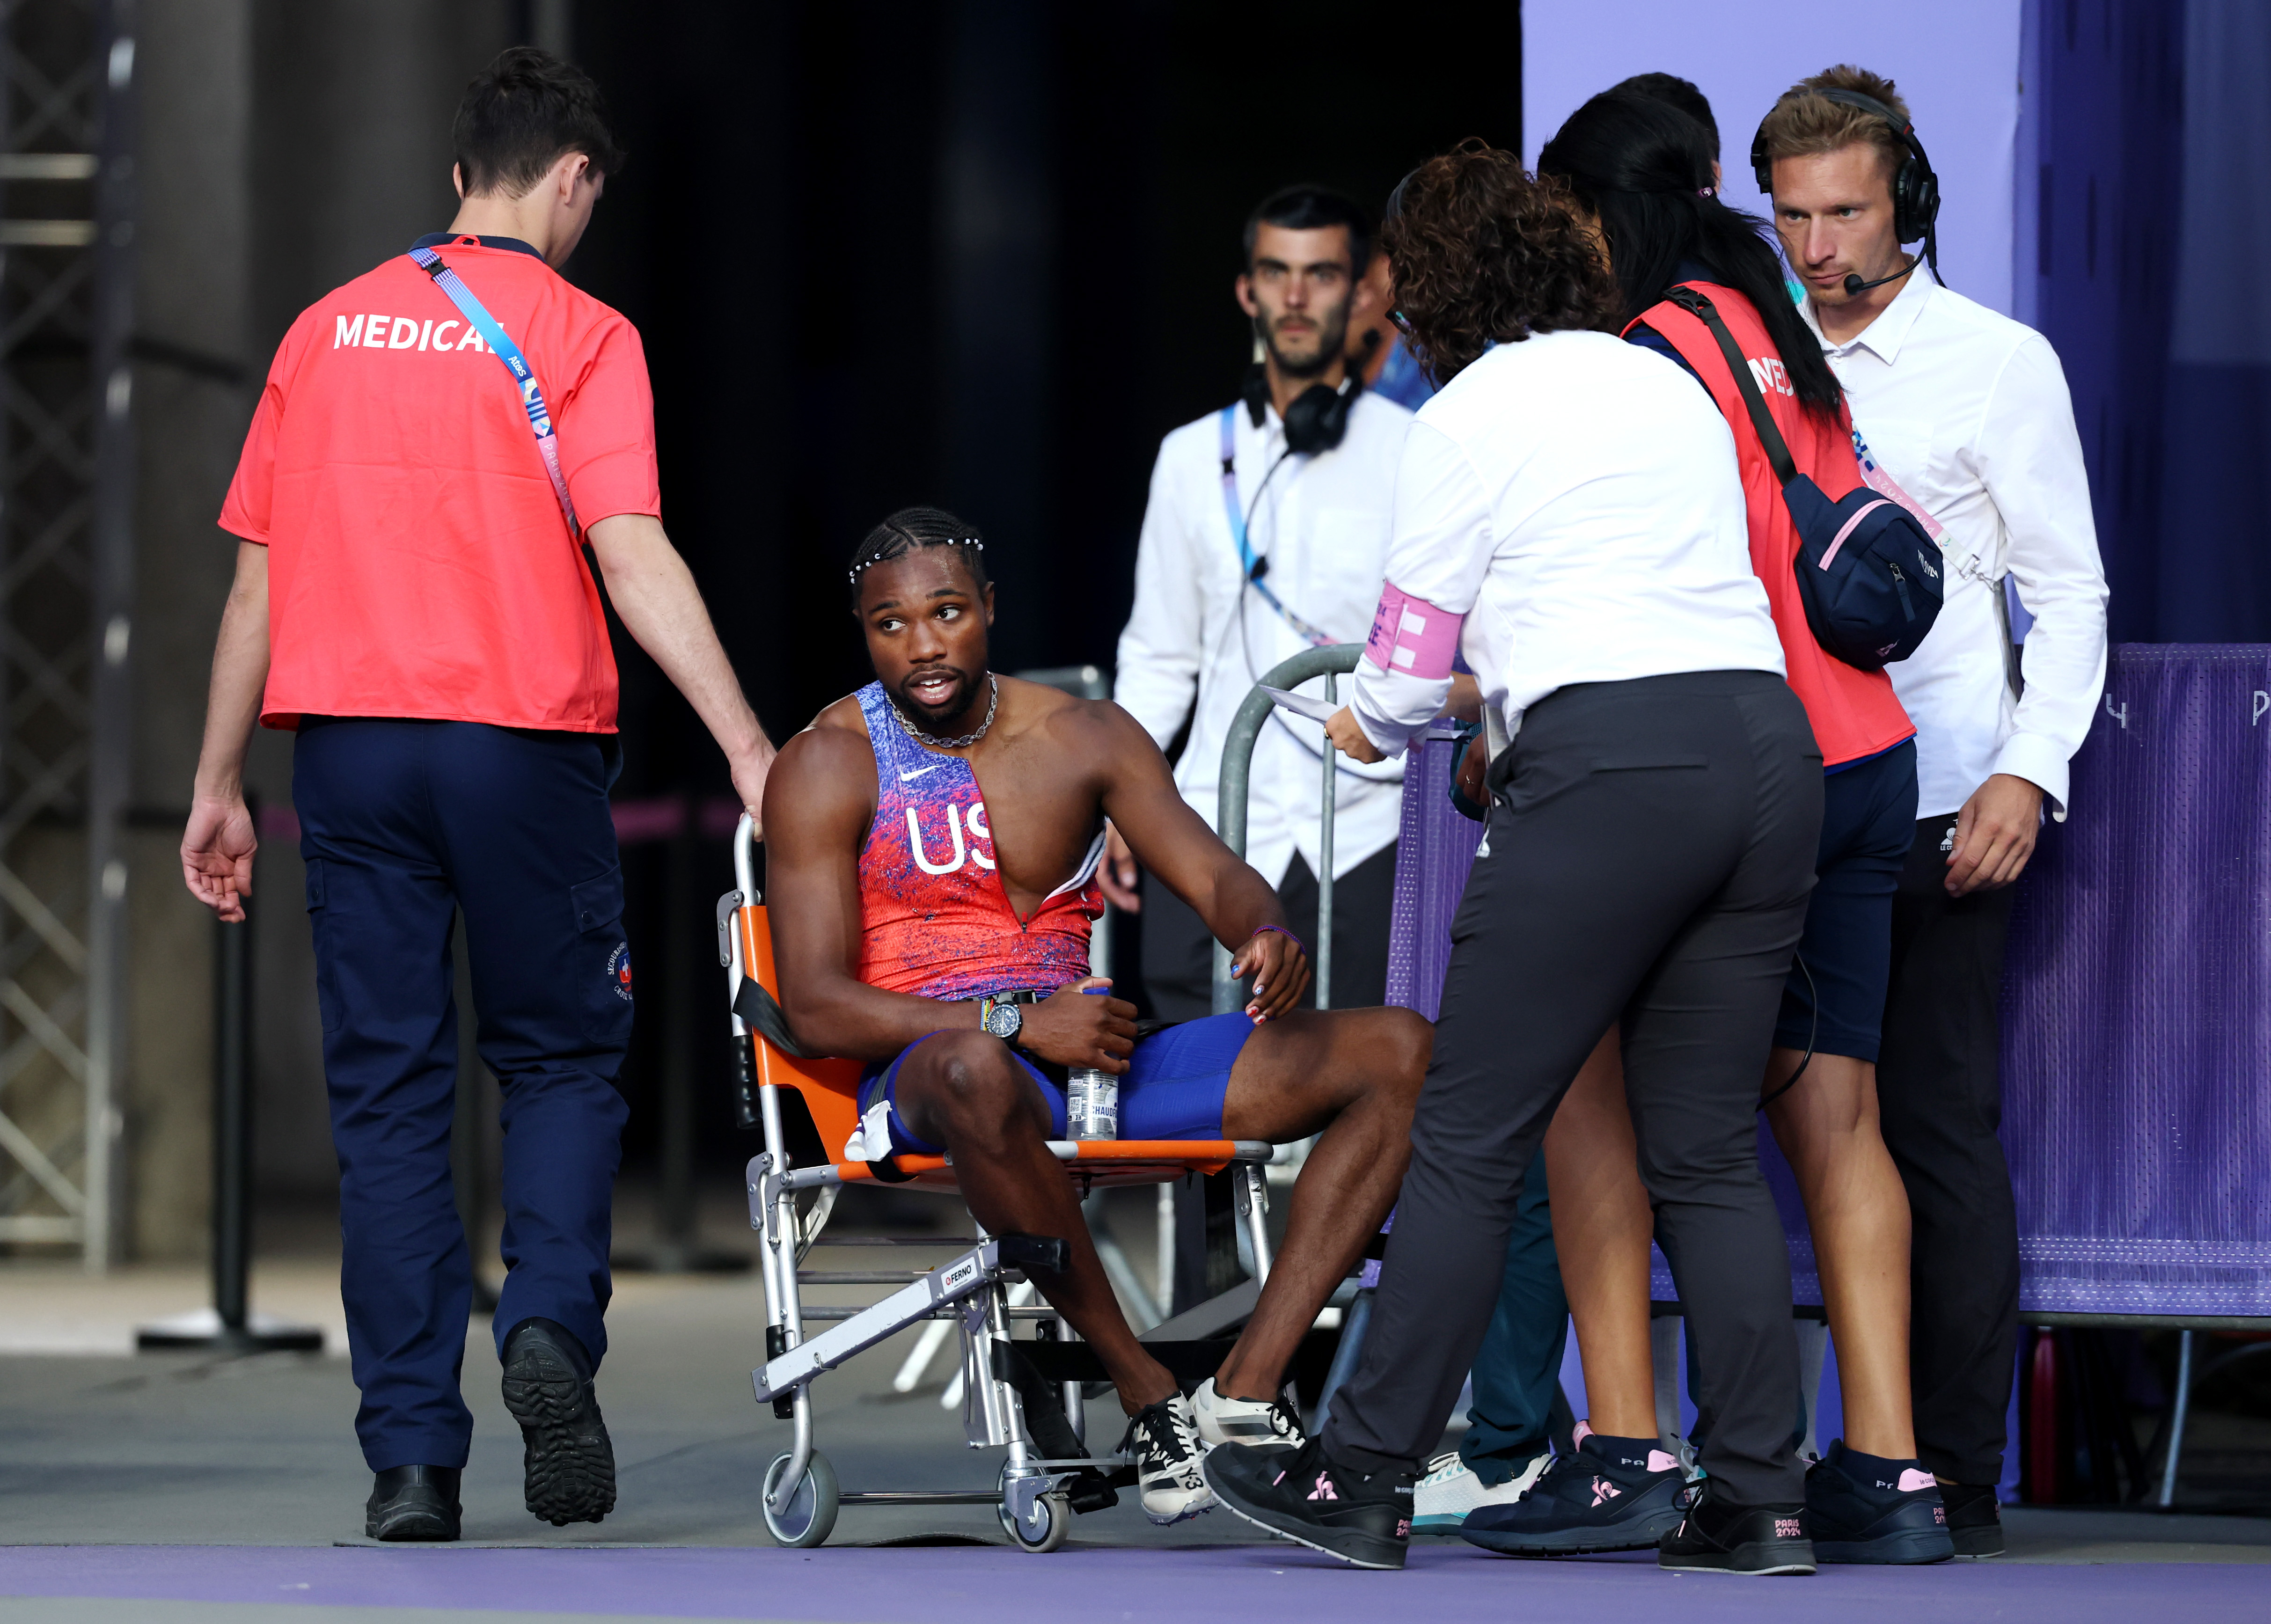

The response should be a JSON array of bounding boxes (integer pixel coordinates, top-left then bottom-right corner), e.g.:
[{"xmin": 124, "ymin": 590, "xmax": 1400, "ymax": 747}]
[{"xmin": 295, "ymin": 718, "xmax": 633, "ymax": 1472}]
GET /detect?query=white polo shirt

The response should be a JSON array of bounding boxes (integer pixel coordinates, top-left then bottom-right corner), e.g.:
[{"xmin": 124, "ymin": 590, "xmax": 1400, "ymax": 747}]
[
  {"xmin": 1115, "ymin": 388, "xmax": 1412, "ymax": 887},
  {"xmin": 1799, "ymin": 271, "xmax": 2109, "ymax": 819},
  {"xmin": 1347, "ymin": 329, "xmax": 1785, "ymax": 754}
]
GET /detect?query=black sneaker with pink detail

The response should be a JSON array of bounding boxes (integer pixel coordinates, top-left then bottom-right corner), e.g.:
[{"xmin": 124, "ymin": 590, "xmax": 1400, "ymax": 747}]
[
  {"xmin": 1202, "ymin": 1437, "xmax": 1415, "ymax": 1570},
  {"xmin": 1656, "ymin": 1478, "xmax": 1817, "ymax": 1576}
]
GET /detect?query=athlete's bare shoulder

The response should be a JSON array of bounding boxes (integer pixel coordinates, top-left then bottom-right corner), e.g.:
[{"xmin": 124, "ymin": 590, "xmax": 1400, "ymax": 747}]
[
  {"xmin": 765, "ymin": 703, "xmax": 879, "ymax": 850},
  {"xmin": 994, "ymin": 680, "xmax": 1167, "ymax": 782},
  {"xmin": 809, "ymin": 692, "xmax": 874, "ymax": 739}
]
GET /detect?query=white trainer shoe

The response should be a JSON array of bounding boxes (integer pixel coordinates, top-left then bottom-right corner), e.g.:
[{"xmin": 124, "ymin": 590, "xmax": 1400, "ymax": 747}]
[
  {"xmin": 1191, "ymin": 1378, "xmax": 1306, "ymax": 1452},
  {"xmin": 1118, "ymin": 1392, "xmax": 1216, "ymax": 1524},
  {"xmin": 1410, "ymin": 1446, "xmax": 1551, "ymax": 1534}
]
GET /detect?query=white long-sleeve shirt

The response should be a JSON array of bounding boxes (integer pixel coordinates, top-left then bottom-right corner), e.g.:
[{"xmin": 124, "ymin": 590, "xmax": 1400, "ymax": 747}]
[
  {"xmin": 1114, "ymin": 389, "xmax": 1412, "ymax": 886},
  {"xmin": 1347, "ymin": 329, "xmax": 1784, "ymax": 755},
  {"xmin": 1800, "ymin": 271, "xmax": 2109, "ymax": 818}
]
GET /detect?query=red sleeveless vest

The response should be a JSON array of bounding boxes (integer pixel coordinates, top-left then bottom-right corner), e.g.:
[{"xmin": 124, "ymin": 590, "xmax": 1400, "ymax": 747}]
[{"xmin": 1634, "ymin": 282, "xmax": 1914, "ymax": 769}]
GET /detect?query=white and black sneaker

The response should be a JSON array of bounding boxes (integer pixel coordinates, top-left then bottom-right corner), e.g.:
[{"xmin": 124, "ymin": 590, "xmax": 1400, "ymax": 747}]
[
  {"xmin": 1118, "ymin": 1392, "xmax": 1216, "ymax": 1524},
  {"xmin": 1192, "ymin": 1378, "xmax": 1305, "ymax": 1452}
]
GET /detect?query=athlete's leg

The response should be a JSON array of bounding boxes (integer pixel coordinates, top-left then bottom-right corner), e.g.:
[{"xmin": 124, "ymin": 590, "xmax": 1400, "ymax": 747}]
[
  {"xmin": 1542, "ymin": 1028, "xmax": 1659, "ymax": 1440},
  {"xmin": 1763, "ymin": 743, "xmax": 1921, "ymax": 1463},
  {"xmin": 1210, "ymin": 1004, "xmax": 1430, "ymax": 1402},
  {"xmin": 1764, "ymin": 1051, "xmax": 1914, "ymax": 1458},
  {"xmin": 886, "ymin": 1028, "xmax": 1177, "ymax": 1413}
]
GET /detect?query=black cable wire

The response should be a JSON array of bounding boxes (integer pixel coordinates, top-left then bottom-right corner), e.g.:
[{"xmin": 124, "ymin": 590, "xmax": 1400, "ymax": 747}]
[{"xmin": 1758, "ymin": 954, "xmax": 1819, "ymax": 1110}]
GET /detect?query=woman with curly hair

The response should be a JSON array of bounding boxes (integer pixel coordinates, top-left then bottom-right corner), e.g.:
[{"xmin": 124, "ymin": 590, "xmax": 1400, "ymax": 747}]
[{"xmin": 1201, "ymin": 140, "xmax": 1825, "ymax": 1577}]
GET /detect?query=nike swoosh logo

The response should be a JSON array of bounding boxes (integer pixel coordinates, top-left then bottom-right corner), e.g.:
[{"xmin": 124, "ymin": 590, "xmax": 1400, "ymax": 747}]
[{"xmin": 900, "ymin": 764, "xmax": 942, "ymax": 781}]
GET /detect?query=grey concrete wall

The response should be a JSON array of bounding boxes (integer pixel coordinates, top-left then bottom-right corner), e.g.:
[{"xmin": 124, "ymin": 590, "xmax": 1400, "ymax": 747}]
[
  {"xmin": 119, "ymin": 1, "xmax": 517, "ymax": 1256},
  {"xmin": 124, "ymin": 0, "xmax": 256, "ymax": 1258}
]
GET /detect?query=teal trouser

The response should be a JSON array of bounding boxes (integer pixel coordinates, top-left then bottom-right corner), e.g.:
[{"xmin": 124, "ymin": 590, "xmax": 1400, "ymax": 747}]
[{"xmin": 1456, "ymin": 1147, "xmax": 1571, "ymax": 1485}]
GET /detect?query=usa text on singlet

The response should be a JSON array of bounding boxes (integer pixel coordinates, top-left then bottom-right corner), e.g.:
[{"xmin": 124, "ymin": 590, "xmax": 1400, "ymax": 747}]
[{"xmin": 852, "ymin": 680, "xmax": 1105, "ymax": 1001}]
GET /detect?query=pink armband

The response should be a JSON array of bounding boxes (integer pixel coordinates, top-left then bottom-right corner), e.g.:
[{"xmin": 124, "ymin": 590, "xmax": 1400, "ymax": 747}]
[{"xmin": 1363, "ymin": 581, "xmax": 1464, "ymax": 680}]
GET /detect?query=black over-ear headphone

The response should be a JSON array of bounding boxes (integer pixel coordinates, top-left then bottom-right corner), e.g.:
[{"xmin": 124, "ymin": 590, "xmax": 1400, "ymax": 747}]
[
  {"xmin": 1242, "ymin": 361, "xmax": 1364, "ymax": 455},
  {"xmin": 1750, "ymin": 87, "xmax": 1941, "ymax": 247}
]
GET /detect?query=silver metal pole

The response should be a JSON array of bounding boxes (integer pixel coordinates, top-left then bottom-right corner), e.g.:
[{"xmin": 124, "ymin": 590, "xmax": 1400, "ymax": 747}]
[
  {"xmin": 1316, "ymin": 672, "xmax": 1336, "ymax": 1010},
  {"xmin": 1213, "ymin": 644, "xmax": 1362, "ymax": 1014},
  {"xmin": 2158, "ymin": 1327, "xmax": 2194, "ymax": 1508}
]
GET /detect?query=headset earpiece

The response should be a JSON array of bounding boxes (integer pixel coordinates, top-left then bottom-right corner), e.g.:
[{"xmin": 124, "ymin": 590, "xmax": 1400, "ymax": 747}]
[{"xmin": 1281, "ymin": 372, "xmax": 1363, "ymax": 456}]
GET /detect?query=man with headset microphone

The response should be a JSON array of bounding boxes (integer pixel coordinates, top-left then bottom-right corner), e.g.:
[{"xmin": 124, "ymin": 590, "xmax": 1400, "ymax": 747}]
[
  {"xmin": 1756, "ymin": 66, "xmax": 2108, "ymax": 1555},
  {"xmin": 1105, "ymin": 186, "xmax": 1420, "ymax": 1022}
]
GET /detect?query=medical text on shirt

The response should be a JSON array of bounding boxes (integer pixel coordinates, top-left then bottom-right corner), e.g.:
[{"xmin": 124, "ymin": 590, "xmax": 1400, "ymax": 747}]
[{"xmin": 333, "ymin": 313, "xmax": 491, "ymax": 354}]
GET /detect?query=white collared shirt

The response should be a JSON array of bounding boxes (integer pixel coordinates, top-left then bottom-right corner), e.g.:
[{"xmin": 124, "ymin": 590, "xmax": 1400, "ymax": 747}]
[
  {"xmin": 1345, "ymin": 330, "xmax": 1785, "ymax": 755},
  {"xmin": 1114, "ymin": 389, "xmax": 1412, "ymax": 887},
  {"xmin": 1800, "ymin": 271, "xmax": 2109, "ymax": 819}
]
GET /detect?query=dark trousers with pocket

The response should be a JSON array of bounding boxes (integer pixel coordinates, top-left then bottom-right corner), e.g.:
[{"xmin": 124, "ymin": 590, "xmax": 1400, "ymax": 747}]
[
  {"xmin": 1876, "ymin": 812, "xmax": 2021, "ymax": 1484},
  {"xmin": 1321, "ymin": 671, "xmax": 1822, "ymax": 1507},
  {"xmin": 295, "ymin": 719, "xmax": 633, "ymax": 1472}
]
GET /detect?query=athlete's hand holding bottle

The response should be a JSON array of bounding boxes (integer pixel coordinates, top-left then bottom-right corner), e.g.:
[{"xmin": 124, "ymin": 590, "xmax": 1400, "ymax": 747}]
[{"xmin": 1018, "ymin": 977, "xmax": 1139, "ymax": 1073}]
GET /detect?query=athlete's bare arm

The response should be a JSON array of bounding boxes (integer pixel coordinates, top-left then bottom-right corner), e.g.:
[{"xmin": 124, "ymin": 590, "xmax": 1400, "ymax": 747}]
[
  {"xmin": 763, "ymin": 697, "xmax": 1137, "ymax": 1067},
  {"xmin": 1066, "ymin": 699, "xmax": 1312, "ymax": 1021}
]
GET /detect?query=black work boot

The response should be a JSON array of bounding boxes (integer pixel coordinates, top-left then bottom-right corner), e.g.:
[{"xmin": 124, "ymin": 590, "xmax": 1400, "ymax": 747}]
[
  {"xmin": 500, "ymin": 1316, "xmax": 615, "ymax": 1527},
  {"xmin": 366, "ymin": 1465, "xmax": 462, "ymax": 1542}
]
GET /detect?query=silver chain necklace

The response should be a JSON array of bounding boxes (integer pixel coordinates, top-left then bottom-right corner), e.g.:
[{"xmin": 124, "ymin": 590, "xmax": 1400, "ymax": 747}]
[{"xmin": 891, "ymin": 673, "xmax": 998, "ymax": 750}]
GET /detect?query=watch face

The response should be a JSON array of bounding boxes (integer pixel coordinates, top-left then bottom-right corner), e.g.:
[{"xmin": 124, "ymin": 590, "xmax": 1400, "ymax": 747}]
[{"xmin": 984, "ymin": 1003, "xmax": 1021, "ymax": 1041}]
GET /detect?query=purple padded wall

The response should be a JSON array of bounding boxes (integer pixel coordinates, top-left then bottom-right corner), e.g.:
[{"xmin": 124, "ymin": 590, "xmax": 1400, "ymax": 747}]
[
  {"xmin": 2001, "ymin": 645, "xmax": 2271, "ymax": 1316},
  {"xmin": 1384, "ymin": 729, "xmax": 1824, "ymax": 1307},
  {"xmin": 1386, "ymin": 651, "xmax": 2271, "ymax": 1320}
]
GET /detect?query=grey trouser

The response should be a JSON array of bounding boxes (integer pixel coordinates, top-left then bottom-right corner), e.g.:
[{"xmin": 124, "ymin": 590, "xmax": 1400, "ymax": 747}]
[{"xmin": 1322, "ymin": 670, "xmax": 1822, "ymax": 1507}]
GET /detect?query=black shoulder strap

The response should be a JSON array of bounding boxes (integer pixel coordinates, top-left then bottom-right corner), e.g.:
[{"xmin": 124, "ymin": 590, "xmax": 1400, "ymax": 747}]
[{"xmin": 1665, "ymin": 286, "xmax": 1798, "ymax": 487}]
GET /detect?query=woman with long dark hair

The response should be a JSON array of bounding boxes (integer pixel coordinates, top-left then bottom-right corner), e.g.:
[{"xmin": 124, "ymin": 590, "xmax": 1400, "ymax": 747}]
[
  {"xmin": 1458, "ymin": 89, "xmax": 1948, "ymax": 1566},
  {"xmin": 1199, "ymin": 139, "xmax": 1825, "ymax": 1577}
]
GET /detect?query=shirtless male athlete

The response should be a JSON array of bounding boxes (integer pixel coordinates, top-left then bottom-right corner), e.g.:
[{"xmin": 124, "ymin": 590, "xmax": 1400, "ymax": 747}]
[{"xmin": 762, "ymin": 507, "xmax": 1429, "ymax": 1524}]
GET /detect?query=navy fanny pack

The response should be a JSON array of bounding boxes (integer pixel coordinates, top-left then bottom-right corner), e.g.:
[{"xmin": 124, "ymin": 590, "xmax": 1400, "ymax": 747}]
[{"xmin": 1667, "ymin": 286, "xmax": 1944, "ymax": 670}]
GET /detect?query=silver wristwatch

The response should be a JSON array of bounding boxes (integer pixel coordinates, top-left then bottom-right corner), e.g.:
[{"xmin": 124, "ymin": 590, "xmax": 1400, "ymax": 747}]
[{"xmin": 981, "ymin": 1000, "xmax": 1023, "ymax": 1045}]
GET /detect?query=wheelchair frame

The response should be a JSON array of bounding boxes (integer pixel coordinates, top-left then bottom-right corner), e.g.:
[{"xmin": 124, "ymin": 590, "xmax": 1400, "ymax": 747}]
[{"xmin": 723, "ymin": 817, "xmax": 1278, "ymax": 1551}]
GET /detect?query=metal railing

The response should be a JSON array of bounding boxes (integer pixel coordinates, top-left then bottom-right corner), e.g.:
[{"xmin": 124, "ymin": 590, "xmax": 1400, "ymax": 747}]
[{"xmin": 1210, "ymin": 644, "xmax": 1363, "ymax": 1017}]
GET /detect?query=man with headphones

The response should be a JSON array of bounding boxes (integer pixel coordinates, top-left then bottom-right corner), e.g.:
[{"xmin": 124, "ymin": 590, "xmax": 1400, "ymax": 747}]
[
  {"xmin": 1756, "ymin": 66, "xmax": 2108, "ymax": 1556},
  {"xmin": 1107, "ymin": 186, "xmax": 1421, "ymax": 1023}
]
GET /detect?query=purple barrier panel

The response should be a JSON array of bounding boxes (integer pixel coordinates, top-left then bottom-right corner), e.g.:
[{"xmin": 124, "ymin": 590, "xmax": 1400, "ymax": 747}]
[
  {"xmin": 1385, "ymin": 728, "xmax": 1823, "ymax": 1306},
  {"xmin": 2001, "ymin": 645, "xmax": 2271, "ymax": 1317}
]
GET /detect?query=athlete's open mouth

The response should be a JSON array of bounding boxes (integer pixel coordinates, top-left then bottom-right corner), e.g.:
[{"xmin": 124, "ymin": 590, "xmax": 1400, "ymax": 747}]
[{"xmin": 903, "ymin": 669, "xmax": 964, "ymax": 710}]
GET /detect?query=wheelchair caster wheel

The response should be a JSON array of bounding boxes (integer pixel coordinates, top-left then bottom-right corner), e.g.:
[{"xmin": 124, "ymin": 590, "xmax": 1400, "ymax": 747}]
[
  {"xmin": 762, "ymin": 1449, "xmax": 839, "ymax": 1548},
  {"xmin": 999, "ymin": 1487, "xmax": 1070, "ymax": 1554}
]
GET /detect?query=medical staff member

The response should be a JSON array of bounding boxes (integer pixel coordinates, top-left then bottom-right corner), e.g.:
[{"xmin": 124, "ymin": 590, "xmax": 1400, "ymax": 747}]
[
  {"xmin": 1758, "ymin": 66, "xmax": 2107, "ymax": 1557},
  {"xmin": 180, "ymin": 49, "xmax": 775, "ymax": 1543},
  {"xmin": 1106, "ymin": 186, "xmax": 1416, "ymax": 1018}
]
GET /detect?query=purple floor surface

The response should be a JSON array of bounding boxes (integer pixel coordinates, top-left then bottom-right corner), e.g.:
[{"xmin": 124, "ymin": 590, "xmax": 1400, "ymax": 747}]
[{"xmin": 1, "ymin": 1544, "xmax": 2260, "ymax": 1622}]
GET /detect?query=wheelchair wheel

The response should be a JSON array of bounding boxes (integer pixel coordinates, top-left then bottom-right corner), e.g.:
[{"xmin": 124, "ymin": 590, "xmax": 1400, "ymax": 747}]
[
  {"xmin": 998, "ymin": 1486, "xmax": 1070, "ymax": 1554},
  {"xmin": 762, "ymin": 1448, "xmax": 839, "ymax": 1548}
]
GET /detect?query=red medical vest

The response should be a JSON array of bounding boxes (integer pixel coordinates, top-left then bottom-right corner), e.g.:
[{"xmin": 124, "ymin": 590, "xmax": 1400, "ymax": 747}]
[
  {"xmin": 219, "ymin": 237, "xmax": 660, "ymax": 732},
  {"xmin": 1634, "ymin": 282, "xmax": 1914, "ymax": 769}
]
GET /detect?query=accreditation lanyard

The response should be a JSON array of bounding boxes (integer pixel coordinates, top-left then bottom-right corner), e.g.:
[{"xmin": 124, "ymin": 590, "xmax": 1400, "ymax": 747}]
[
  {"xmin": 1217, "ymin": 405, "xmax": 1334, "ymax": 649},
  {"xmin": 409, "ymin": 246, "xmax": 581, "ymax": 538}
]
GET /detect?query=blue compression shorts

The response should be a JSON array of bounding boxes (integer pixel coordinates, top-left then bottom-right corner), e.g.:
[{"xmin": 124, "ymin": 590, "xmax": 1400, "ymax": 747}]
[{"xmin": 856, "ymin": 1011, "xmax": 1256, "ymax": 1156}]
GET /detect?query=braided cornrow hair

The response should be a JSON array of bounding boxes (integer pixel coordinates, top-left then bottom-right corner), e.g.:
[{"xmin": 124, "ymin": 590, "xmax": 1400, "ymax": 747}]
[{"xmin": 846, "ymin": 505, "xmax": 989, "ymax": 609}]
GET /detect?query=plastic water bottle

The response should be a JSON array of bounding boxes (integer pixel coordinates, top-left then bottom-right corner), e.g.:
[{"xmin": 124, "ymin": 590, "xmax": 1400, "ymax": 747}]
[
  {"xmin": 1067, "ymin": 1068, "xmax": 1118, "ymax": 1141},
  {"xmin": 1067, "ymin": 985, "xmax": 1117, "ymax": 1140}
]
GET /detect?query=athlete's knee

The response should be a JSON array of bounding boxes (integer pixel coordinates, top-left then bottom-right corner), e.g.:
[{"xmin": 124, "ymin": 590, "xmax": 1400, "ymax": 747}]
[
  {"xmin": 915, "ymin": 1030, "xmax": 1041, "ymax": 1138},
  {"xmin": 1347, "ymin": 1006, "xmax": 1430, "ymax": 1106}
]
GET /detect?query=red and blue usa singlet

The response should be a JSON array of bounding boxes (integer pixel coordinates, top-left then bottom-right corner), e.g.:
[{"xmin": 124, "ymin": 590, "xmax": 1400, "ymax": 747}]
[{"xmin": 853, "ymin": 680, "xmax": 1104, "ymax": 1002}]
